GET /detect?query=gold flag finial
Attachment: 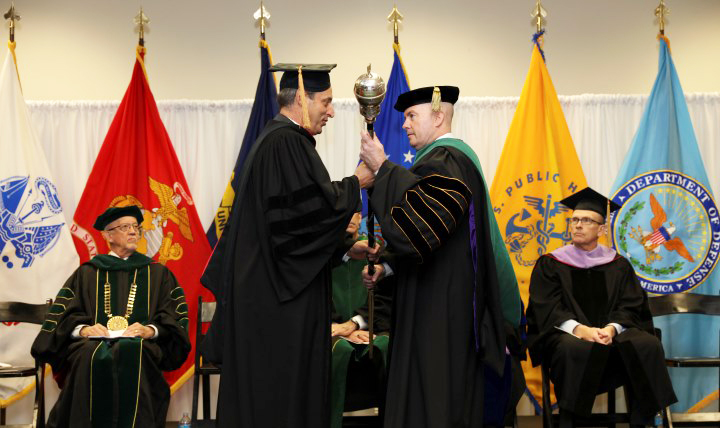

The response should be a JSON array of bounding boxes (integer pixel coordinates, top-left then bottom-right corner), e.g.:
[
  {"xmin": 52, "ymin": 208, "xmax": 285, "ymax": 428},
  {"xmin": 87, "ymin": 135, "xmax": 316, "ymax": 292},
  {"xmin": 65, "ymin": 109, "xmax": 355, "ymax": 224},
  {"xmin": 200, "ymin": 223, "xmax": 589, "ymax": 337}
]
[
  {"xmin": 655, "ymin": 0, "xmax": 669, "ymax": 35},
  {"xmin": 531, "ymin": 0, "xmax": 547, "ymax": 33},
  {"xmin": 254, "ymin": 1, "xmax": 271, "ymax": 41},
  {"xmin": 4, "ymin": 3, "xmax": 20, "ymax": 43},
  {"xmin": 134, "ymin": 7, "xmax": 150, "ymax": 46},
  {"xmin": 387, "ymin": 5, "xmax": 404, "ymax": 44}
]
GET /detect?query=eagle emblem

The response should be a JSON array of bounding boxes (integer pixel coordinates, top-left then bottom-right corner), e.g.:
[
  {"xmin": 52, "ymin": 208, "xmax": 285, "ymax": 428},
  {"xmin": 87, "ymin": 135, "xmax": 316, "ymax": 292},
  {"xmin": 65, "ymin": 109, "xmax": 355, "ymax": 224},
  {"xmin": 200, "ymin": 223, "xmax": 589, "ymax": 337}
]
[
  {"xmin": 149, "ymin": 177, "xmax": 193, "ymax": 242},
  {"xmin": 629, "ymin": 193, "xmax": 693, "ymax": 264}
]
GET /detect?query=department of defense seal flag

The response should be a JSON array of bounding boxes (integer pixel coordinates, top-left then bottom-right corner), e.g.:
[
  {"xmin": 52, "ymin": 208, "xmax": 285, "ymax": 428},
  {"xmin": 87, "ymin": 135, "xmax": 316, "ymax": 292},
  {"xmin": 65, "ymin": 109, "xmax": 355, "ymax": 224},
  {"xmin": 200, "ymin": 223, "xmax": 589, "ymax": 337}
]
[{"xmin": 610, "ymin": 35, "xmax": 720, "ymax": 413}]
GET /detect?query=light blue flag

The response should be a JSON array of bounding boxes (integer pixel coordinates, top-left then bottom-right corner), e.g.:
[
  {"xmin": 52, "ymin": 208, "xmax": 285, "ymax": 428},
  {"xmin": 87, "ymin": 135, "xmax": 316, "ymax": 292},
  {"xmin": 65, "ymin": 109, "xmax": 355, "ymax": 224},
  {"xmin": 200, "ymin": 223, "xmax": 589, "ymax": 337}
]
[
  {"xmin": 359, "ymin": 43, "xmax": 411, "ymax": 238},
  {"xmin": 610, "ymin": 37, "xmax": 720, "ymax": 412}
]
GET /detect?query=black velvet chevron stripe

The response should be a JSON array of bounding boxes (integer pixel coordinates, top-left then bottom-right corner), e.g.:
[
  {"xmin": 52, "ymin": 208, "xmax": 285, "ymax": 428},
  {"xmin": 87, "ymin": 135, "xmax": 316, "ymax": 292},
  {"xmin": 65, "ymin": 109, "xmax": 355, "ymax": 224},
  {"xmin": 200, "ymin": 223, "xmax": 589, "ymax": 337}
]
[
  {"xmin": 424, "ymin": 174, "xmax": 472, "ymax": 200},
  {"xmin": 406, "ymin": 190, "xmax": 446, "ymax": 246},
  {"xmin": 273, "ymin": 228, "xmax": 331, "ymax": 257},
  {"xmin": 391, "ymin": 206, "xmax": 432, "ymax": 262},
  {"xmin": 419, "ymin": 184, "xmax": 463, "ymax": 227},
  {"xmin": 268, "ymin": 207, "xmax": 333, "ymax": 234},
  {"xmin": 266, "ymin": 183, "xmax": 323, "ymax": 210}
]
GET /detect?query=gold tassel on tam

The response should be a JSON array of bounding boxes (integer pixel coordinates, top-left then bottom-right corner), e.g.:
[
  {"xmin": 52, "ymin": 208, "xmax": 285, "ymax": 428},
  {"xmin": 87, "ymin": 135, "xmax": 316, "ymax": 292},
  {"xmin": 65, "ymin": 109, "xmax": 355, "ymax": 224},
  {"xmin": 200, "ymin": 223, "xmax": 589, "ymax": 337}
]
[
  {"xmin": 431, "ymin": 86, "xmax": 441, "ymax": 112},
  {"xmin": 298, "ymin": 66, "xmax": 311, "ymax": 128}
]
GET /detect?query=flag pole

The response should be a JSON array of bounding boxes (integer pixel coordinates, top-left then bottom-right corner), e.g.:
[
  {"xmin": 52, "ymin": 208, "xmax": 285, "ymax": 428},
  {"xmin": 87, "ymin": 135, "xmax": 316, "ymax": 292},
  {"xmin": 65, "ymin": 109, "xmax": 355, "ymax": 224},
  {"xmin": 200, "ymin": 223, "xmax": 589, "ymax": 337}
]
[{"xmin": 255, "ymin": 1, "xmax": 269, "ymax": 41}]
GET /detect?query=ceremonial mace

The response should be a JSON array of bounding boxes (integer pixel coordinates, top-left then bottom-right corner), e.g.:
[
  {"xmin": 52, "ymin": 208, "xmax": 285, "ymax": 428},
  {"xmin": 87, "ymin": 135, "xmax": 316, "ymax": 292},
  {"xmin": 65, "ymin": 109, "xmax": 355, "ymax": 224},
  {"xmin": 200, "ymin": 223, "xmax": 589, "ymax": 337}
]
[{"xmin": 354, "ymin": 64, "xmax": 386, "ymax": 358}]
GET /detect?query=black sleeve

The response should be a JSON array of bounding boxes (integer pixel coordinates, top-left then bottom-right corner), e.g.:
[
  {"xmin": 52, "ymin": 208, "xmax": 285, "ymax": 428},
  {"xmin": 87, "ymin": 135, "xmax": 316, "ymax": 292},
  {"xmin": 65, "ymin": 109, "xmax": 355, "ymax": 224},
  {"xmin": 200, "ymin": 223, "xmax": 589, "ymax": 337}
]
[
  {"xmin": 369, "ymin": 150, "xmax": 472, "ymax": 263},
  {"xmin": 31, "ymin": 267, "xmax": 95, "ymax": 370},
  {"xmin": 526, "ymin": 256, "xmax": 577, "ymax": 356},
  {"xmin": 151, "ymin": 267, "xmax": 191, "ymax": 371},
  {"xmin": 253, "ymin": 130, "xmax": 361, "ymax": 301}
]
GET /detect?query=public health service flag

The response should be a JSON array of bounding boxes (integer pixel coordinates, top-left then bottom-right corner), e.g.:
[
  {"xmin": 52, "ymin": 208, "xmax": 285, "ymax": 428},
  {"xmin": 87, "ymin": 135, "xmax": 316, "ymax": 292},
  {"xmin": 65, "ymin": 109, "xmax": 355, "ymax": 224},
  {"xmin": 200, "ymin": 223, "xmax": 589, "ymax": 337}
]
[
  {"xmin": 206, "ymin": 39, "xmax": 278, "ymax": 247},
  {"xmin": 489, "ymin": 40, "xmax": 588, "ymax": 409},
  {"xmin": 70, "ymin": 46, "xmax": 213, "ymax": 391},
  {"xmin": 0, "ymin": 44, "xmax": 79, "ymax": 406},
  {"xmin": 610, "ymin": 36, "xmax": 720, "ymax": 413},
  {"xmin": 359, "ymin": 43, "xmax": 411, "ymax": 225}
]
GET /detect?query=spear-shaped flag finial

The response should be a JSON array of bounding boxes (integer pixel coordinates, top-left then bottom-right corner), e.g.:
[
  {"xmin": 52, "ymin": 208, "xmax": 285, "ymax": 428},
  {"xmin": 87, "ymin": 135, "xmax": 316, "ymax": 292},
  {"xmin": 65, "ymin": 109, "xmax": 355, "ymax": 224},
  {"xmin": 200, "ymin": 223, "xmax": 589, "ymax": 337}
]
[
  {"xmin": 134, "ymin": 7, "xmax": 150, "ymax": 46},
  {"xmin": 254, "ymin": 1, "xmax": 271, "ymax": 41},
  {"xmin": 4, "ymin": 3, "xmax": 21, "ymax": 43},
  {"xmin": 387, "ymin": 5, "xmax": 404, "ymax": 44},
  {"xmin": 531, "ymin": 0, "xmax": 547, "ymax": 33},
  {"xmin": 655, "ymin": 0, "xmax": 670, "ymax": 35}
]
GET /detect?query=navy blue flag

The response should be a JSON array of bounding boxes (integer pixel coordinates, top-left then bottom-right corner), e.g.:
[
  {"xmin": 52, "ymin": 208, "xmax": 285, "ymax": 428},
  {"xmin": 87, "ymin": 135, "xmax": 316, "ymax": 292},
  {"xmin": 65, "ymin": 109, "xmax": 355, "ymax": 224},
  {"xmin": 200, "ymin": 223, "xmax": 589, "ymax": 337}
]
[
  {"xmin": 359, "ymin": 43, "xmax": 411, "ymax": 237},
  {"xmin": 206, "ymin": 40, "xmax": 279, "ymax": 246},
  {"xmin": 610, "ymin": 36, "xmax": 720, "ymax": 413}
]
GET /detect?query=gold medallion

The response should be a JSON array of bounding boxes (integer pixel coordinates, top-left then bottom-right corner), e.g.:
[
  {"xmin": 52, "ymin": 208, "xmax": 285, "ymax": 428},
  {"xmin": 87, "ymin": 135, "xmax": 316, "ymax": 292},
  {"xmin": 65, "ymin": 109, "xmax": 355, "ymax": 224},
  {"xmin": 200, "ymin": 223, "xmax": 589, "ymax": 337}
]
[{"xmin": 107, "ymin": 316, "xmax": 129, "ymax": 331}]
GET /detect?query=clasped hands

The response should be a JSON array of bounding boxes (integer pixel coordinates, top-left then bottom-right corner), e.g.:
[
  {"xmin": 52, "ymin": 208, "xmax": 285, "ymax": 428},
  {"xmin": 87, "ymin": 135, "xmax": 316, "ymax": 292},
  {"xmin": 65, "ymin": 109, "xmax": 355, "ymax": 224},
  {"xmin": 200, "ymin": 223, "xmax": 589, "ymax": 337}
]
[
  {"xmin": 572, "ymin": 324, "xmax": 617, "ymax": 345},
  {"xmin": 80, "ymin": 322, "xmax": 154, "ymax": 339},
  {"xmin": 331, "ymin": 320, "xmax": 375, "ymax": 344},
  {"xmin": 354, "ymin": 131, "xmax": 388, "ymax": 189}
]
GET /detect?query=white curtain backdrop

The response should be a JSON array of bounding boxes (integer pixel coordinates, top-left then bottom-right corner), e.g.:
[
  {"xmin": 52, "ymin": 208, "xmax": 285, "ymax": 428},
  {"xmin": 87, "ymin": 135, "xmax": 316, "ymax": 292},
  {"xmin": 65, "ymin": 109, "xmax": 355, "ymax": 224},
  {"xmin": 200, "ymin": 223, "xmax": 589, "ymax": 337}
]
[{"xmin": 14, "ymin": 93, "xmax": 720, "ymax": 421}]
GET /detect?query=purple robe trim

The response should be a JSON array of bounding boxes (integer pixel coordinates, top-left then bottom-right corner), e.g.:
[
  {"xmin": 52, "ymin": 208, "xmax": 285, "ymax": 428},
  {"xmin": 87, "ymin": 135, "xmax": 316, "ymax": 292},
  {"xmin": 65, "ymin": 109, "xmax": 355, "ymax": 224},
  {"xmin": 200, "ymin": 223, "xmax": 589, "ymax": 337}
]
[
  {"xmin": 551, "ymin": 244, "xmax": 617, "ymax": 269},
  {"xmin": 469, "ymin": 200, "xmax": 480, "ymax": 351}
]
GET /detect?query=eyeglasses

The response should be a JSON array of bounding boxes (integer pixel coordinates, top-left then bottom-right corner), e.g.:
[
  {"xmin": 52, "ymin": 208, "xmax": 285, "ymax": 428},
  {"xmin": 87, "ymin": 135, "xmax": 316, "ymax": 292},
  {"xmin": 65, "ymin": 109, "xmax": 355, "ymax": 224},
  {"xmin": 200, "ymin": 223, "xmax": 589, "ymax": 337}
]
[
  {"xmin": 106, "ymin": 223, "xmax": 143, "ymax": 233},
  {"xmin": 569, "ymin": 217, "xmax": 603, "ymax": 226}
]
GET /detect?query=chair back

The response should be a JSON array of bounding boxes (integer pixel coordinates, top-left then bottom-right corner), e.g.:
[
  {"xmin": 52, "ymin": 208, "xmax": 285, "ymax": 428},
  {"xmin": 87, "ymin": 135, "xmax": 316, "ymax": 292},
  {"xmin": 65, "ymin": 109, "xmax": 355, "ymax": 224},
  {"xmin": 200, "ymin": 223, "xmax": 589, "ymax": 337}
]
[
  {"xmin": 0, "ymin": 301, "xmax": 51, "ymax": 325},
  {"xmin": 648, "ymin": 293, "xmax": 720, "ymax": 317}
]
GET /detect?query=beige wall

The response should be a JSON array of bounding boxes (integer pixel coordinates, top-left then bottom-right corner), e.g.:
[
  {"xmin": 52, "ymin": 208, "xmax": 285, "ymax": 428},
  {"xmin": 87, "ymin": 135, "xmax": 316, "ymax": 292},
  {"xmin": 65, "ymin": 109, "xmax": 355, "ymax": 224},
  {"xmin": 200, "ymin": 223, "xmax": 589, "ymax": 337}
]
[{"xmin": 6, "ymin": 0, "xmax": 720, "ymax": 100}]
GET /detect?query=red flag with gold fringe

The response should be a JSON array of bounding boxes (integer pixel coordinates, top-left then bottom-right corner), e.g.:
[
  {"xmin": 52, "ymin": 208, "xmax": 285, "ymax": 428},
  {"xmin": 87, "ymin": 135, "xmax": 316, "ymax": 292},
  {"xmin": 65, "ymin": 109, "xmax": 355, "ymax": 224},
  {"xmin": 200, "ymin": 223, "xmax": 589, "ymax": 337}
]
[{"xmin": 70, "ymin": 46, "xmax": 212, "ymax": 391}]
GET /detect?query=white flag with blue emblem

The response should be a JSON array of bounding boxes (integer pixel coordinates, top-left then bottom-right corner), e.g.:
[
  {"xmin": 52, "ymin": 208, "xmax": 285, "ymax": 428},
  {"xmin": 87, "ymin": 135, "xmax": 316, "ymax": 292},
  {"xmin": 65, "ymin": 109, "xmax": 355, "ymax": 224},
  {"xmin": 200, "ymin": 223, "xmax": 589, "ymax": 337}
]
[
  {"xmin": 610, "ymin": 36, "xmax": 720, "ymax": 413},
  {"xmin": 0, "ymin": 46, "xmax": 79, "ymax": 407}
]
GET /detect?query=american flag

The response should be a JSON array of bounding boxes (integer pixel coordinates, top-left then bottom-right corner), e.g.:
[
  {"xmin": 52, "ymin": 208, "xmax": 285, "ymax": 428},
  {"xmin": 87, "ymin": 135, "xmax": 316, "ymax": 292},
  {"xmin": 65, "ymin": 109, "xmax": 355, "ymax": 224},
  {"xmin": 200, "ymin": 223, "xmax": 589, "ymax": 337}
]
[{"xmin": 648, "ymin": 227, "xmax": 671, "ymax": 246}]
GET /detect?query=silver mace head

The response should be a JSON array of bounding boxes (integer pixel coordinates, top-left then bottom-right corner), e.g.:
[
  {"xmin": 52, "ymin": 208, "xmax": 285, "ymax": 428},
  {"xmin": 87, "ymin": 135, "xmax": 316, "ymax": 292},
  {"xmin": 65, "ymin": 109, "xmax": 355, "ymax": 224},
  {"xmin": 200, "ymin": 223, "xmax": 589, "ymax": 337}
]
[{"xmin": 354, "ymin": 64, "xmax": 386, "ymax": 124}]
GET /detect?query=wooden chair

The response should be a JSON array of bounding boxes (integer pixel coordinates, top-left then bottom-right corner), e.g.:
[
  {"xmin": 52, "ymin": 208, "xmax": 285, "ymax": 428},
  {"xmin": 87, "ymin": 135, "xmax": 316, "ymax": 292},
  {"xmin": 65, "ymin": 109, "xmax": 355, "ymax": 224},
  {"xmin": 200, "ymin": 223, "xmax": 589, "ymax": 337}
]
[
  {"xmin": 191, "ymin": 295, "xmax": 219, "ymax": 427},
  {"xmin": 648, "ymin": 293, "xmax": 720, "ymax": 427},
  {"xmin": 0, "ymin": 300, "xmax": 51, "ymax": 428}
]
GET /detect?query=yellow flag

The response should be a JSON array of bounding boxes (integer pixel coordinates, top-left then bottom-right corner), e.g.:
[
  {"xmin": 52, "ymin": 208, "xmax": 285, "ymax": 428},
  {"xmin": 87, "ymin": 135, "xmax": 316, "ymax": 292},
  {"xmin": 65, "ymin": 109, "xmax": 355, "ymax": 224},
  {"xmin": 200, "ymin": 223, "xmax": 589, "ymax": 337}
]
[{"xmin": 489, "ymin": 44, "xmax": 587, "ymax": 407}]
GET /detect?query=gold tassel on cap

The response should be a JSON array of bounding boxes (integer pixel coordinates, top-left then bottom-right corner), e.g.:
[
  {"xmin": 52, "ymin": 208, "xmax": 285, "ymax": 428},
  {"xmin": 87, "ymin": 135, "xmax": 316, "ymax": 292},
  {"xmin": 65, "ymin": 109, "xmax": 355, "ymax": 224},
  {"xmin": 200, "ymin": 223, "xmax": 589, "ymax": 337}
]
[
  {"xmin": 431, "ymin": 86, "xmax": 441, "ymax": 112},
  {"xmin": 298, "ymin": 66, "xmax": 311, "ymax": 128}
]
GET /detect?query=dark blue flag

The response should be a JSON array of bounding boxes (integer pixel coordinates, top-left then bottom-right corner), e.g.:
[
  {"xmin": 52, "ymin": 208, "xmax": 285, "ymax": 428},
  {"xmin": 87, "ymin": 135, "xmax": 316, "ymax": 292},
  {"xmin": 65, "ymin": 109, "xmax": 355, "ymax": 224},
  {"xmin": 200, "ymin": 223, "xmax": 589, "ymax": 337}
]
[
  {"xmin": 206, "ymin": 40, "xmax": 279, "ymax": 246},
  {"xmin": 359, "ymin": 44, "xmax": 411, "ymax": 238}
]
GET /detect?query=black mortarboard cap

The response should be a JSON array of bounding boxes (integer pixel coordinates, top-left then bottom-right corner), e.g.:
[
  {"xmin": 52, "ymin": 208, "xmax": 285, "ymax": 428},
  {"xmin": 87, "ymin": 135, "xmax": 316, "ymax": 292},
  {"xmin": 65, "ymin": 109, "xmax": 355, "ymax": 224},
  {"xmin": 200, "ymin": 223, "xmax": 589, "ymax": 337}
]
[
  {"xmin": 269, "ymin": 63, "xmax": 336, "ymax": 92},
  {"xmin": 559, "ymin": 187, "xmax": 621, "ymax": 218},
  {"xmin": 93, "ymin": 206, "xmax": 144, "ymax": 231},
  {"xmin": 394, "ymin": 86, "xmax": 460, "ymax": 112}
]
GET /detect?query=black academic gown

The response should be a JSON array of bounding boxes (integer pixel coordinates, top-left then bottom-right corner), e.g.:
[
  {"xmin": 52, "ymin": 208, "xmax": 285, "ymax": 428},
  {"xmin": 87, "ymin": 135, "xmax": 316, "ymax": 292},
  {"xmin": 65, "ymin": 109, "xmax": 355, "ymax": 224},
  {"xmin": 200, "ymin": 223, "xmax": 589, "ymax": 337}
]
[
  {"xmin": 369, "ymin": 146, "xmax": 505, "ymax": 428},
  {"xmin": 526, "ymin": 253, "xmax": 677, "ymax": 423},
  {"xmin": 201, "ymin": 115, "xmax": 360, "ymax": 428},
  {"xmin": 31, "ymin": 254, "xmax": 191, "ymax": 428}
]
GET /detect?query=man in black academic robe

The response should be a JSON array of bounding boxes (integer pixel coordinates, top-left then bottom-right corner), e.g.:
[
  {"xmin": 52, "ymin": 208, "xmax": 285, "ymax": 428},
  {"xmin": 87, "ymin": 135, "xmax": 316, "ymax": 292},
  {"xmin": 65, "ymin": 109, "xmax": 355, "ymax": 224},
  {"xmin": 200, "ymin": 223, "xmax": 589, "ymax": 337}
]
[
  {"xmin": 200, "ymin": 64, "xmax": 376, "ymax": 428},
  {"xmin": 526, "ymin": 187, "xmax": 677, "ymax": 426},
  {"xmin": 31, "ymin": 206, "xmax": 191, "ymax": 428},
  {"xmin": 359, "ymin": 86, "xmax": 511, "ymax": 428}
]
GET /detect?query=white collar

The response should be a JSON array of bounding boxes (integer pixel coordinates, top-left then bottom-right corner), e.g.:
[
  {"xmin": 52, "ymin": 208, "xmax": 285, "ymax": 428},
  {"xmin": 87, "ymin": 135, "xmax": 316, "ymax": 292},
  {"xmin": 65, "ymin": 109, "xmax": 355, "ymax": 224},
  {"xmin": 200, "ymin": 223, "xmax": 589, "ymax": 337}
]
[{"xmin": 109, "ymin": 251, "xmax": 130, "ymax": 261}]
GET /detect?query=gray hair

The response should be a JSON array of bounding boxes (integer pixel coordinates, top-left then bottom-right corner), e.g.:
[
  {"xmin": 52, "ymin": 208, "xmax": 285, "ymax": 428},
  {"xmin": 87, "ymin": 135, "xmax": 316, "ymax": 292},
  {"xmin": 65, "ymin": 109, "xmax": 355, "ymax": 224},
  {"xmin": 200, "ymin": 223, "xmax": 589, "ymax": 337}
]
[{"xmin": 277, "ymin": 88, "xmax": 316, "ymax": 108}]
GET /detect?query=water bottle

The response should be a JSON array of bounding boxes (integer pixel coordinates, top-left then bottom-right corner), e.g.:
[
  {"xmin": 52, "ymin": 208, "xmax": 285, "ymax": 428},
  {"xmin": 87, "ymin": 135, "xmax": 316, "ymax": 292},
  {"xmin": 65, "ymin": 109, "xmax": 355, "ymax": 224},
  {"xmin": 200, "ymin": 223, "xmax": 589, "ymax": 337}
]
[{"xmin": 178, "ymin": 412, "xmax": 191, "ymax": 428}]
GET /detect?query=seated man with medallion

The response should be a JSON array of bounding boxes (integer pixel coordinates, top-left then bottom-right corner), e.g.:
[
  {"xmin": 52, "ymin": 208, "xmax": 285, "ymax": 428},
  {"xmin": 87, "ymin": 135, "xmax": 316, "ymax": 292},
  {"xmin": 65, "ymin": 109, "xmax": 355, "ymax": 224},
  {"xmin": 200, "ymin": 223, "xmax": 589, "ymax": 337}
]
[
  {"xmin": 526, "ymin": 187, "xmax": 677, "ymax": 427},
  {"xmin": 32, "ymin": 206, "xmax": 191, "ymax": 428}
]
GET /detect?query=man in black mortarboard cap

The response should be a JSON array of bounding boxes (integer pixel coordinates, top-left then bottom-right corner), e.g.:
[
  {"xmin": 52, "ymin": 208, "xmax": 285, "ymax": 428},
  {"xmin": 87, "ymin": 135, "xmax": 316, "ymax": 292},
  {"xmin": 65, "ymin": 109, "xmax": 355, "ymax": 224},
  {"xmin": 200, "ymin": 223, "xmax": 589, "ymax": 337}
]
[
  {"xmin": 356, "ymin": 84, "xmax": 524, "ymax": 427},
  {"xmin": 31, "ymin": 205, "xmax": 191, "ymax": 428},
  {"xmin": 199, "ymin": 63, "xmax": 379, "ymax": 428},
  {"xmin": 526, "ymin": 187, "xmax": 677, "ymax": 427}
]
